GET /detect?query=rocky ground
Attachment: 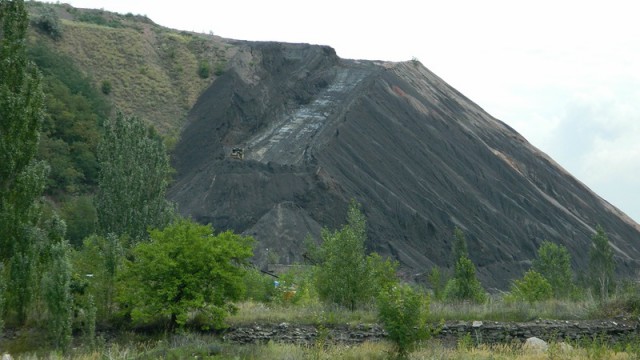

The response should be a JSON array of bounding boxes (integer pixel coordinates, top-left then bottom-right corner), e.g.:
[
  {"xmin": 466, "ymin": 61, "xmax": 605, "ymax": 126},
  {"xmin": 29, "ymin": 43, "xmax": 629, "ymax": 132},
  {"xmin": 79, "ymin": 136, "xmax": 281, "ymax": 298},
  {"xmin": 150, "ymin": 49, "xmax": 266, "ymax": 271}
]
[{"xmin": 223, "ymin": 319, "xmax": 640, "ymax": 346}]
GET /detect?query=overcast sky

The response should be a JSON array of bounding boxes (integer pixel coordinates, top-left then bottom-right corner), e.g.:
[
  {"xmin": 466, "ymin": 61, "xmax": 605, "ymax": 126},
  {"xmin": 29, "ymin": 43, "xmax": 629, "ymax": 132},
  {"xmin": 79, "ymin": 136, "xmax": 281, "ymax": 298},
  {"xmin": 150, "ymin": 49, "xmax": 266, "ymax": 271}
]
[{"xmin": 57, "ymin": 1, "xmax": 640, "ymax": 223}]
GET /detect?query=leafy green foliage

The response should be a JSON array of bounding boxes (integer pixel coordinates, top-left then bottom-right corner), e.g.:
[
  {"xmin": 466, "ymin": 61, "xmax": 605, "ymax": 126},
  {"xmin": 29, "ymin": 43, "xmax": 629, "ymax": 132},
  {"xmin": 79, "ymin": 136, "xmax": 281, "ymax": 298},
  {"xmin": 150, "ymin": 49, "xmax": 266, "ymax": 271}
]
[
  {"xmin": 427, "ymin": 266, "xmax": 445, "ymax": 301},
  {"xmin": 273, "ymin": 266, "xmax": 319, "ymax": 306},
  {"xmin": 443, "ymin": 256, "xmax": 486, "ymax": 303},
  {"xmin": 32, "ymin": 5, "xmax": 62, "ymax": 40},
  {"xmin": 242, "ymin": 268, "xmax": 277, "ymax": 303},
  {"xmin": 0, "ymin": 264, "xmax": 4, "ymax": 336},
  {"xmin": 72, "ymin": 233, "xmax": 123, "ymax": 321},
  {"xmin": 443, "ymin": 228, "xmax": 486, "ymax": 303},
  {"xmin": 76, "ymin": 9, "xmax": 123, "ymax": 28},
  {"xmin": 589, "ymin": 225, "xmax": 615, "ymax": 300},
  {"xmin": 60, "ymin": 195, "xmax": 98, "ymax": 247},
  {"xmin": 315, "ymin": 201, "xmax": 398, "ymax": 310},
  {"xmin": 214, "ymin": 60, "xmax": 226, "ymax": 76},
  {"xmin": 29, "ymin": 42, "xmax": 107, "ymax": 196},
  {"xmin": 366, "ymin": 252, "xmax": 398, "ymax": 297},
  {"xmin": 532, "ymin": 241, "xmax": 574, "ymax": 298},
  {"xmin": 118, "ymin": 219, "xmax": 254, "ymax": 331},
  {"xmin": 197, "ymin": 60, "xmax": 210, "ymax": 79},
  {"xmin": 42, "ymin": 240, "xmax": 73, "ymax": 350},
  {"xmin": 451, "ymin": 227, "xmax": 468, "ymax": 266},
  {"xmin": 0, "ymin": 0, "xmax": 50, "ymax": 326},
  {"xmin": 506, "ymin": 270, "xmax": 552, "ymax": 304},
  {"xmin": 100, "ymin": 79, "xmax": 112, "ymax": 95},
  {"xmin": 95, "ymin": 111, "xmax": 174, "ymax": 241},
  {"xmin": 377, "ymin": 284, "xmax": 434, "ymax": 359}
]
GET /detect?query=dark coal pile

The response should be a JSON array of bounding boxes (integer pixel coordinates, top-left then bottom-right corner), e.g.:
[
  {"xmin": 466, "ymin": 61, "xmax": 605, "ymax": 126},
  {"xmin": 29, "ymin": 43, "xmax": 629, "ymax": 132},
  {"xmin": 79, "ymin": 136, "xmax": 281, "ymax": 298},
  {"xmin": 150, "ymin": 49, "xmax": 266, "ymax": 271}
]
[{"xmin": 169, "ymin": 41, "xmax": 640, "ymax": 289}]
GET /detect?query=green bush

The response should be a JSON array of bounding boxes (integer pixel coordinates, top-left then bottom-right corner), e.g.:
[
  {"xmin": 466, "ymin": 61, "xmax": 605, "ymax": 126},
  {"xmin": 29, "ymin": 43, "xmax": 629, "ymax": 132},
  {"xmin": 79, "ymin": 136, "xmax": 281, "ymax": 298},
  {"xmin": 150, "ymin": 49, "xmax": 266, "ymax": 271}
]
[
  {"xmin": 117, "ymin": 219, "xmax": 254, "ymax": 331},
  {"xmin": 214, "ymin": 61, "xmax": 226, "ymax": 76},
  {"xmin": 242, "ymin": 268, "xmax": 277, "ymax": 303},
  {"xmin": 276, "ymin": 266, "xmax": 318, "ymax": 306},
  {"xmin": 505, "ymin": 270, "xmax": 552, "ymax": 304},
  {"xmin": 532, "ymin": 241, "xmax": 574, "ymax": 298},
  {"xmin": 100, "ymin": 80, "xmax": 112, "ymax": 95},
  {"xmin": 33, "ymin": 7, "xmax": 62, "ymax": 40},
  {"xmin": 443, "ymin": 256, "xmax": 486, "ymax": 303},
  {"xmin": 197, "ymin": 60, "xmax": 210, "ymax": 79},
  {"xmin": 377, "ymin": 284, "xmax": 435, "ymax": 359}
]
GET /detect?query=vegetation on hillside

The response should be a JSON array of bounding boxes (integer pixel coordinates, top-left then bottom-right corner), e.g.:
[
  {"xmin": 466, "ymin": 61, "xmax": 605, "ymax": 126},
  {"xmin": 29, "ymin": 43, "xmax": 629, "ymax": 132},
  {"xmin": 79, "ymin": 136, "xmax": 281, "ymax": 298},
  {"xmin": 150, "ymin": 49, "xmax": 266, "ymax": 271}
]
[{"xmin": 25, "ymin": 1, "xmax": 233, "ymax": 135}]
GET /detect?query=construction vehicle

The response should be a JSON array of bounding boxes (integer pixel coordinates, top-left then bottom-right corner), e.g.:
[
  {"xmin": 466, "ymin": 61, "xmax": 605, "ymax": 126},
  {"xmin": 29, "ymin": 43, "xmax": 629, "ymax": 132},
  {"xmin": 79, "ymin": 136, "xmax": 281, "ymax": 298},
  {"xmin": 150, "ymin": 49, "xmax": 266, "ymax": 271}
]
[{"xmin": 230, "ymin": 147, "xmax": 244, "ymax": 160}]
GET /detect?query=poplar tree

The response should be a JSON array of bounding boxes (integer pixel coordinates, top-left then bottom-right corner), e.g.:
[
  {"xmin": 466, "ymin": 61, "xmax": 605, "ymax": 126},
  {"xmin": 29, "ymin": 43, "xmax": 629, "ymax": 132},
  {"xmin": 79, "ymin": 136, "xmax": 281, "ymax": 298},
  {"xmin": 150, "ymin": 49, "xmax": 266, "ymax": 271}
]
[
  {"xmin": 0, "ymin": 0, "xmax": 48, "ymax": 324},
  {"xmin": 42, "ymin": 240, "xmax": 72, "ymax": 350},
  {"xmin": 315, "ymin": 201, "xmax": 369, "ymax": 310},
  {"xmin": 451, "ymin": 226, "xmax": 468, "ymax": 267},
  {"xmin": 589, "ymin": 225, "xmax": 615, "ymax": 300},
  {"xmin": 95, "ymin": 111, "xmax": 173, "ymax": 241}
]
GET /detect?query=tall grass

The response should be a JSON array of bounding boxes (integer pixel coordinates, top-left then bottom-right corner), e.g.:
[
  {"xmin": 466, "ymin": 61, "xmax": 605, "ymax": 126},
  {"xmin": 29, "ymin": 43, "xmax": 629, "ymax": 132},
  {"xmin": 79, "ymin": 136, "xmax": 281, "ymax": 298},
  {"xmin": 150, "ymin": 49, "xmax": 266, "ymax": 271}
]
[
  {"xmin": 429, "ymin": 297, "xmax": 594, "ymax": 322},
  {"xmin": 8, "ymin": 334, "xmax": 639, "ymax": 359},
  {"xmin": 228, "ymin": 296, "xmax": 596, "ymax": 328},
  {"xmin": 227, "ymin": 301, "xmax": 377, "ymax": 326}
]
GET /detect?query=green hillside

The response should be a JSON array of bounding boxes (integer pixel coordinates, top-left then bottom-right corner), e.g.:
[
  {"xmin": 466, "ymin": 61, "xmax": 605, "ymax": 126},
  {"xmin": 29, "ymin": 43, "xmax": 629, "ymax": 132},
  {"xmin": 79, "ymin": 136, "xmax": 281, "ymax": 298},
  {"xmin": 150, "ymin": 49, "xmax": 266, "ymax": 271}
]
[{"xmin": 26, "ymin": 1, "xmax": 235, "ymax": 134}]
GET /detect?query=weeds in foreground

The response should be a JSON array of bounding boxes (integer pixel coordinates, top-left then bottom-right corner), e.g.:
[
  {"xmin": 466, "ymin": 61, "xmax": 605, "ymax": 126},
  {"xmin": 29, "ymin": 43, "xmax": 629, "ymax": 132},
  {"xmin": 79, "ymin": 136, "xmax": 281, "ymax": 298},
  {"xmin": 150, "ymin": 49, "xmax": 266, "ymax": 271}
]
[
  {"xmin": 227, "ymin": 301, "xmax": 377, "ymax": 326},
  {"xmin": 227, "ymin": 296, "xmax": 595, "ymax": 329},
  {"xmin": 7, "ymin": 335, "xmax": 640, "ymax": 360}
]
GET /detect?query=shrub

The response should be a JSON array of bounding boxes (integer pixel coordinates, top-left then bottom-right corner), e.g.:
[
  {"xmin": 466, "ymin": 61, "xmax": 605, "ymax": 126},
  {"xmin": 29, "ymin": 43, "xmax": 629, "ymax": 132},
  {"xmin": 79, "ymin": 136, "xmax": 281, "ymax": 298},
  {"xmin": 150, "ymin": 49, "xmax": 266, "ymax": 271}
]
[
  {"xmin": 214, "ymin": 61, "xmax": 226, "ymax": 76},
  {"xmin": 242, "ymin": 268, "xmax": 277, "ymax": 303},
  {"xmin": 532, "ymin": 241, "xmax": 574, "ymax": 298},
  {"xmin": 377, "ymin": 284, "xmax": 435, "ymax": 359},
  {"xmin": 443, "ymin": 256, "xmax": 486, "ymax": 303},
  {"xmin": 101, "ymin": 80, "xmax": 112, "ymax": 95},
  {"xmin": 506, "ymin": 270, "xmax": 553, "ymax": 304},
  {"xmin": 197, "ymin": 60, "xmax": 210, "ymax": 79},
  {"xmin": 33, "ymin": 7, "xmax": 62, "ymax": 40},
  {"xmin": 117, "ymin": 219, "xmax": 254, "ymax": 331}
]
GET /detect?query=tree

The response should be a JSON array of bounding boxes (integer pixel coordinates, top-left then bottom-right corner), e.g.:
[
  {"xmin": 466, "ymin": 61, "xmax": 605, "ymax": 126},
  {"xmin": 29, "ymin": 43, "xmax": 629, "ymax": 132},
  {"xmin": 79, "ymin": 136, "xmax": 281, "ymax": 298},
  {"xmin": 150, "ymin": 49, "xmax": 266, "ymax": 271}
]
[
  {"xmin": 0, "ymin": 0, "xmax": 49, "ymax": 325},
  {"xmin": 118, "ymin": 218, "xmax": 253, "ymax": 331},
  {"xmin": 315, "ymin": 201, "xmax": 369, "ymax": 310},
  {"xmin": 444, "ymin": 228, "xmax": 486, "ymax": 303},
  {"xmin": 0, "ymin": 264, "xmax": 5, "ymax": 336},
  {"xmin": 427, "ymin": 266, "xmax": 445, "ymax": 301},
  {"xmin": 95, "ymin": 111, "xmax": 174, "ymax": 241},
  {"xmin": 451, "ymin": 227, "xmax": 468, "ymax": 267},
  {"xmin": 42, "ymin": 240, "xmax": 72, "ymax": 350},
  {"xmin": 532, "ymin": 241, "xmax": 573, "ymax": 298},
  {"xmin": 315, "ymin": 201, "xmax": 397, "ymax": 310},
  {"xmin": 60, "ymin": 195, "xmax": 97, "ymax": 247},
  {"xmin": 72, "ymin": 233, "xmax": 123, "ymax": 320},
  {"xmin": 377, "ymin": 285, "xmax": 434, "ymax": 359},
  {"xmin": 589, "ymin": 225, "xmax": 615, "ymax": 301},
  {"xmin": 507, "ymin": 270, "xmax": 552, "ymax": 304},
  {"xmin": 443, "ymin": 256, "xmax": 486, "ymax": 303}
]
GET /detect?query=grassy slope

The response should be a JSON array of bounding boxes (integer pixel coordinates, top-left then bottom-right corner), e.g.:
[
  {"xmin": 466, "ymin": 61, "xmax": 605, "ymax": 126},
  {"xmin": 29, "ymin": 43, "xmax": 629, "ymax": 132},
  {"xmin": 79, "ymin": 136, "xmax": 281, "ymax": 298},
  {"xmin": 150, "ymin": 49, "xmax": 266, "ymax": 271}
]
[{"xmin": 28, "ymin": 2, "xmax": 236, "ymax": 134}]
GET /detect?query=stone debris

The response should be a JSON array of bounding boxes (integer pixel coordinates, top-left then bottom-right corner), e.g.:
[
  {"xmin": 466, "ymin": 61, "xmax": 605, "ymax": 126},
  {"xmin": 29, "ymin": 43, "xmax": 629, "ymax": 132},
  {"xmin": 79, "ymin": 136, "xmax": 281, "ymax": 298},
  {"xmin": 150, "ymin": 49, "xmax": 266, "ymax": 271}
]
[
  {"xmin": 223, "ymin": 319, "xmax": 639, "ymax": 346},
  {"xmin": 523, "ymin": 337, "xmax": 548, "ymax": 353}
]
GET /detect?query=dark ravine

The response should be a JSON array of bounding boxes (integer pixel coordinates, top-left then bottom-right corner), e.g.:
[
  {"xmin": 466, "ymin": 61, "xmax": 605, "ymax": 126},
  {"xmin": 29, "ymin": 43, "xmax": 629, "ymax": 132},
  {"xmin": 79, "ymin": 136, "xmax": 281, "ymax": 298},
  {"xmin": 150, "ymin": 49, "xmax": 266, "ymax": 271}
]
[
  {"xmin": 169, "ymin": 41, "xmax": 640, "ymax": 289},
  {"xmin": 223, "ymin": 320, "xmax": 640, "ymax": 346}
]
